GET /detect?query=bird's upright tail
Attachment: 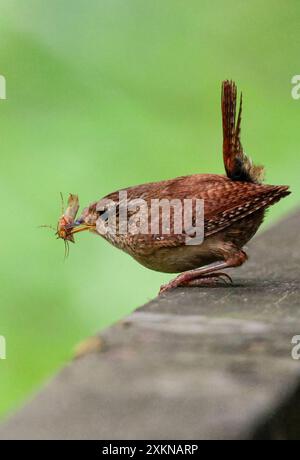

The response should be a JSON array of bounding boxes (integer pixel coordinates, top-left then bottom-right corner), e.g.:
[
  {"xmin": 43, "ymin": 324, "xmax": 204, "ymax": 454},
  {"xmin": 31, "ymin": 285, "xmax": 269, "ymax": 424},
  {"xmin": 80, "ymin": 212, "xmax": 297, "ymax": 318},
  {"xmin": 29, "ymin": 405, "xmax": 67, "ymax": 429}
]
[{"xmin": 221, "ymin": 80, "xmax": 265, "ymax": 184}]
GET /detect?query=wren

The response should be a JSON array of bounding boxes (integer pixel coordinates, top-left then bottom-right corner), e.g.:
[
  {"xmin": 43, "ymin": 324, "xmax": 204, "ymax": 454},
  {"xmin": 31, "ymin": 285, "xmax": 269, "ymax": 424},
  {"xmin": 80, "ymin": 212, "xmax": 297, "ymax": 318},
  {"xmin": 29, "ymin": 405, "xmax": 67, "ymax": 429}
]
[{"xmin": 61, "ymin": 80, "xmax": 290, "ymax": 293}]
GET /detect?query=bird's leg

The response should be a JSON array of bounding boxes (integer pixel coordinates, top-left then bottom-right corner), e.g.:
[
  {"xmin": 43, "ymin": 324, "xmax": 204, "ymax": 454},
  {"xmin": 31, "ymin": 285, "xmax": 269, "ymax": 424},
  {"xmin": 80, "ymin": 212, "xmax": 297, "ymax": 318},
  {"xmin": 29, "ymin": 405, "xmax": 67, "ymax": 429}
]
[{"xmin": 159, "ymin": 250, "xmax": 247, "ymax": 294}]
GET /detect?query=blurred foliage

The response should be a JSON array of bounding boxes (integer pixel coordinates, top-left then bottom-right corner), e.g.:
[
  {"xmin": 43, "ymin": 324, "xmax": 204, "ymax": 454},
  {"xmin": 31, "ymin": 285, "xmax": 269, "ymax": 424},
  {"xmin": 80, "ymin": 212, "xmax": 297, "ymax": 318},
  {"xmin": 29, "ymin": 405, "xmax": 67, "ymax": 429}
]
[{"xmin": 0, "ymin": 0, "xmax": 299, "ymax": 418}]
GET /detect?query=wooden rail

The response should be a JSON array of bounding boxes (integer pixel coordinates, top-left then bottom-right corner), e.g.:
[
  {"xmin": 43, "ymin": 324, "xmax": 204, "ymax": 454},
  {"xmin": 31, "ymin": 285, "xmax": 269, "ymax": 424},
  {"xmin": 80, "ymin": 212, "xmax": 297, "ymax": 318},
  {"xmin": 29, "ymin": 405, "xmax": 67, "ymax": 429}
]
[{"xmin": 1, "ymin": 209, "xmax": 300, "ymax": 439}]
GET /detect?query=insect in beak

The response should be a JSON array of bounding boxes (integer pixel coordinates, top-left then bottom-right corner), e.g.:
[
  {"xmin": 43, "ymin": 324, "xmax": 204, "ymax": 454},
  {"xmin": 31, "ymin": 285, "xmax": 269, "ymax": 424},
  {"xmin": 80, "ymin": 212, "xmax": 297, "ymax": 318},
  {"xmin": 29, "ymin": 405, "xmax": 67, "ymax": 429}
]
[
  {"xmin": 55, "ymin": 193, "xmax": 80, "ymax": 255},
  {"xmin": 42, "ymin": 193, "xmax": 92, "ymax": 258}
]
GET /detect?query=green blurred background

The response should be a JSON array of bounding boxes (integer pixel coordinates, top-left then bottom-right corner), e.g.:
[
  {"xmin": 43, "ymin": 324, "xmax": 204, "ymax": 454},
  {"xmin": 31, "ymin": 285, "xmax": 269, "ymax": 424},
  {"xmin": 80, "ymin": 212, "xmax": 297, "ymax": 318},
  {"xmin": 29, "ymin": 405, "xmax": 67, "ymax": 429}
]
[{"xmin": 0, "ymin": 0, "xmax": 299, "ymax": 419}]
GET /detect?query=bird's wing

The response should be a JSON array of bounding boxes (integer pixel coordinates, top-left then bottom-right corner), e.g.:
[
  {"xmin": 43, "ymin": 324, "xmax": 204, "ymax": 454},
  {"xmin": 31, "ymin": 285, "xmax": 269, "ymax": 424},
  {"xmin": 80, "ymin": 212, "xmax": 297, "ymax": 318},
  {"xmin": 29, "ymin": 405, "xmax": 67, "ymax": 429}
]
[{"xmin": 96, "ymin": 174, "xmax": 289, "ymax": 254}]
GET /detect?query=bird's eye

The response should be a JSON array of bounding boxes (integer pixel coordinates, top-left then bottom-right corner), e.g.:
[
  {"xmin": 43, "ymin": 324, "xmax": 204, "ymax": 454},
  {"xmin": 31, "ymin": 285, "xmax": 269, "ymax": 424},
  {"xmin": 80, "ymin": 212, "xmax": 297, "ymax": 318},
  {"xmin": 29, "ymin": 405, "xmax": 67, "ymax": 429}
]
[{"xmin": 99, "ymin": 209, "xmax": 109, "ymax": 222}]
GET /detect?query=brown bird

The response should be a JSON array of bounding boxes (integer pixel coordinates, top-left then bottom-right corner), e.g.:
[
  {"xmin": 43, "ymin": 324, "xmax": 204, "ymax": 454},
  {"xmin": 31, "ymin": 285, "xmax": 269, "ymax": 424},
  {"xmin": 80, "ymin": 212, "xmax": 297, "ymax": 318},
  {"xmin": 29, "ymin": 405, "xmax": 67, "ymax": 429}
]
[{"xmin": 60, "ymin": 80, "xmax": 290, "ymax": 293}]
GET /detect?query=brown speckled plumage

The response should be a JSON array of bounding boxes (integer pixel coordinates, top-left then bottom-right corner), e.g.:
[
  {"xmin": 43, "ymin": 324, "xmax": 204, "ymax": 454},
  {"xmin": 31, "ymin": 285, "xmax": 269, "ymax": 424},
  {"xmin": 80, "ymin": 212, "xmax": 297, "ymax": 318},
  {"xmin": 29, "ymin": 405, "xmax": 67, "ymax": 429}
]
[{"xmin": 66, "ymin": 80, "xmax": 290, "ymax": 293}]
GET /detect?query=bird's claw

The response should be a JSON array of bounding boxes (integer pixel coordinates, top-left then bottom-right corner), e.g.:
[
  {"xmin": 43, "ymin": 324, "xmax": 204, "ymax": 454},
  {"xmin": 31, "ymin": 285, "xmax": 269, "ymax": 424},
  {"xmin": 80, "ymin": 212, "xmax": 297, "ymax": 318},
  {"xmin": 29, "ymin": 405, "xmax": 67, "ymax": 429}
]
[{"xmin": 159, "ymin": 271, "xmax": 233, "ymax": 294}]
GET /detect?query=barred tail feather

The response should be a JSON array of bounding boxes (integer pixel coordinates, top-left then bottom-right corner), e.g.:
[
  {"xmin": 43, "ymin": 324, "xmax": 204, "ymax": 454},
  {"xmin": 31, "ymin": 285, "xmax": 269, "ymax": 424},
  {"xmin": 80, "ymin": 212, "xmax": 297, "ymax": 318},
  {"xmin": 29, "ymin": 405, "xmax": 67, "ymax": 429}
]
[{"xmin": 221, "ymin": 80, "xmax": 265, "ymax": 184}]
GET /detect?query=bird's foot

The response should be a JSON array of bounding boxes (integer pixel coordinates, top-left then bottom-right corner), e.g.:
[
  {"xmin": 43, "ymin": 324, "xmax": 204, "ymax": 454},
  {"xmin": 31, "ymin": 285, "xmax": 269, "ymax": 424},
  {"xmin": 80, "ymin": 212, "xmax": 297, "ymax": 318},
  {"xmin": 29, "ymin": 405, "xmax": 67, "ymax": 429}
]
[{"xmin": 159, "ymin": 271, "xmax": 232, "ymax": 294}]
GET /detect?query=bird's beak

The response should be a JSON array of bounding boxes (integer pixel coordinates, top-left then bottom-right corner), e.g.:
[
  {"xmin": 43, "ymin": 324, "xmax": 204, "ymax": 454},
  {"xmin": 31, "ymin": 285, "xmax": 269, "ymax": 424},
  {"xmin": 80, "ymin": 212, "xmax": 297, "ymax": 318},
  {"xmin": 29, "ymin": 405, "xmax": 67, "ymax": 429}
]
[{"xmin": 70, "ymin": 224, "xmax": 92, "ymax": 235}]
